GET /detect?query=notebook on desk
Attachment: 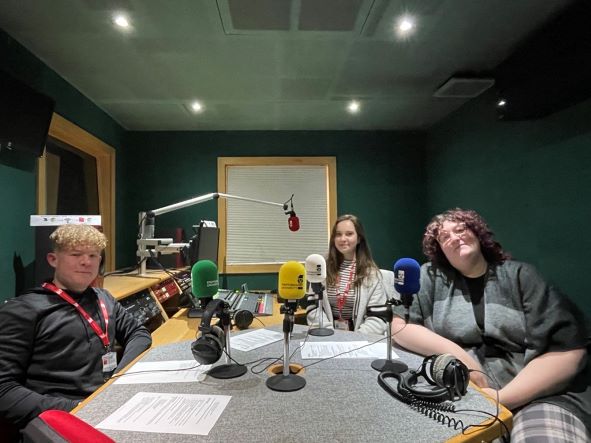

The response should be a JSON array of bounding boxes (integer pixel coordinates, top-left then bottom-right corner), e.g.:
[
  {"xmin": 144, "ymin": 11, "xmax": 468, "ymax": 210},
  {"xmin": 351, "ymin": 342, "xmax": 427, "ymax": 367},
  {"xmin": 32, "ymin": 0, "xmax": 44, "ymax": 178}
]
[{"xmin": 216, "ymin": 290, "xmax": 274, "ymax": 316}]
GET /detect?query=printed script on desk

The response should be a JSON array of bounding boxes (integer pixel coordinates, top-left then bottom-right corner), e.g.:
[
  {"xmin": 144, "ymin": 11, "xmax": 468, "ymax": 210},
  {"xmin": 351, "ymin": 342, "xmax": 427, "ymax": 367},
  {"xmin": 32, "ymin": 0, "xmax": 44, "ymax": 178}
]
[
  {"xmin": 300, "ymin": 341, "xmax": 400, "ymax": 359},
  {"xmin": 229, "ymin": 329, "xmax": 283, "ymax": 351},
  {"xmin": 96, "ymin": 392, "xmax": 231, "ymax": 436}
]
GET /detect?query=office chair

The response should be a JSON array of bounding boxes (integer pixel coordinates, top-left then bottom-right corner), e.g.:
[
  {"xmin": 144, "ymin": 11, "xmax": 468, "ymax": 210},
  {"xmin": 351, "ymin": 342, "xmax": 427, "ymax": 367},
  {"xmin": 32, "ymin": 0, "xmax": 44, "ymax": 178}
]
[{"xmin": 21, "ymin": 410, "xmax": 114, "ymax": 443}]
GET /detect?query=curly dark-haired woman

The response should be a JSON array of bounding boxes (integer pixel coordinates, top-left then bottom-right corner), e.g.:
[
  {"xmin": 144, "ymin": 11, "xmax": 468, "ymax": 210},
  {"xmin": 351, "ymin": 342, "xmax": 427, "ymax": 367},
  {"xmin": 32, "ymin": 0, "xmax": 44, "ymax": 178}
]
[{"xmin": 392, "ymin": 208, "xmax": 590, "ymax": 442}]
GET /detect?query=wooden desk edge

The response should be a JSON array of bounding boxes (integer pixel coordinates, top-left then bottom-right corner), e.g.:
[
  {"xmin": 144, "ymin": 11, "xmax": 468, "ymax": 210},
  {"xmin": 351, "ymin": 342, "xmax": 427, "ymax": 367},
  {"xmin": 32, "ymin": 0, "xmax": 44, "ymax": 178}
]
[
  {"xmin": 445, "ymin": 383, "xmax": 513, "ymax": 443},
  {"xmin": 71, "ymin": 349, "xmax": 149, "ymax": 415},
  {"xmin": 103, "ymin": 271, "xmax": 171, "ymax": 300}
]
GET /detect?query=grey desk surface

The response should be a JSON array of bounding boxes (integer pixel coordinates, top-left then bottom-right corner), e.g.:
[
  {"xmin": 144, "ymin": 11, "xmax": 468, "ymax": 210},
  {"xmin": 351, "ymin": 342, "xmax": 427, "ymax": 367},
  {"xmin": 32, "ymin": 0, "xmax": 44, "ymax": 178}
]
[{"xmin": 77, "ymin": 326, "xmax": 504, "ymax": 442}]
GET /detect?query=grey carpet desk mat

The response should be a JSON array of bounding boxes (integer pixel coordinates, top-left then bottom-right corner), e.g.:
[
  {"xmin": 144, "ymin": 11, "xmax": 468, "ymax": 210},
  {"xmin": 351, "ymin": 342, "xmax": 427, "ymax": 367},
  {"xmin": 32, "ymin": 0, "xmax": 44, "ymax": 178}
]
[{"xmin": 77, "ymin": 325, "xmax": 504, "ymax": 442}]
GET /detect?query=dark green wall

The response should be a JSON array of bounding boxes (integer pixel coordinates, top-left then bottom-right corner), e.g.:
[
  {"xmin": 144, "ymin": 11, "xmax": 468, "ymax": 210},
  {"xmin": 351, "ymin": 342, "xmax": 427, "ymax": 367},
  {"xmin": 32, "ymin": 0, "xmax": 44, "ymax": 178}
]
[
  {"xmin": 4, "ymin": 26, "xmax": 589, "ymax": 317},
  {"xmin": 425, "ymin": 90, "xmax": 591, "ymax": 317},
  {"xmin": 119, "ymin": 131, "xmax": 428, "ymax": 289},
  {"xmin": 0, "ymin": 30, "xmax": 125, "ymax": 301}
]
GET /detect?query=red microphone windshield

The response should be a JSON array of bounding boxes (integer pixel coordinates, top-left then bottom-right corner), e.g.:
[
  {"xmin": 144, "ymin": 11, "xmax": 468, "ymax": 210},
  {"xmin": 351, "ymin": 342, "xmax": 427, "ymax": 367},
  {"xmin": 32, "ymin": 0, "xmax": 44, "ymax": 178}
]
[{"xmin": 288, "ymin": 214, "xmax": 300, "ymax": 232}]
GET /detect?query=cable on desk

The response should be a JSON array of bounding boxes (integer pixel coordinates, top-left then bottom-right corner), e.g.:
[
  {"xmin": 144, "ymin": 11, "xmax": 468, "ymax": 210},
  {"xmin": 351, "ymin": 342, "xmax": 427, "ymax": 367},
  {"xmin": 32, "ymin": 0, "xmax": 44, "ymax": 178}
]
[
  {"xmin": 252, "ymin": 316, "xmax": 268, "ymax": 328},
  {"xmin": 246, "ymin": 323, "xmax": 313, "ymax": 375},
  {"xmin": 243, "ymin": 325, "xmax": 393, "ymax": 375},
  {"xmin": 454, "ymin": 369, "xmax": 511, "ymax": 439},
  {"xmin": 212, "ymin": 316, "xmax": 412, "ymax": 387},
  {"xmin": 107, "ymin": 363, "xmax": 203, "ymax": 380},
  {"xmin": 248, "ymin": 356, "xmax": 283, "ymax": 374},
  {"xmin": 246, "ymin": 320, "xmax": 380, "ymax": 375},
  {"xmin": 299, "ymin": 335, "xmax": 389, "ymax": 371},
  {"xmin": 410, "ymin": 398, "xmax": 464, "ymax": 430},
  {"xmin": 275, "ymin": 314, "xmax": 408, "ymax": 373}
]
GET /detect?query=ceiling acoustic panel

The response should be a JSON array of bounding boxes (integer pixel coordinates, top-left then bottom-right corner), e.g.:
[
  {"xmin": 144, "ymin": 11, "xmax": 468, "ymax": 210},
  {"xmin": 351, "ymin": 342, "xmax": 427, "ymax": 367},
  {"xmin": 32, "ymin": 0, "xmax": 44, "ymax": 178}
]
[
  {"xmin": 0, "ymin": 0, "xmax": 577, "ymax": 130},
  {"xmin": 299, "ymin": 0, "xmax": 364, "ymax": 31},
  {"xmin": 224, "ymin": 0, "xmax": 291, "ymax": 31},
  {"xmin": 279, "ymin": 78, "xmax": 333, "ymax": 100}
]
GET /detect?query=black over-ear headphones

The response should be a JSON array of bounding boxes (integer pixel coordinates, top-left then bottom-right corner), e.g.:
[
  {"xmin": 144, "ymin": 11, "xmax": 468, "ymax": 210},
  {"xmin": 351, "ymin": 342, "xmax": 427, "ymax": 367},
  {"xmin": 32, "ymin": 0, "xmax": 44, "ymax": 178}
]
[
  {"xmin": 378, "ymin": 353, "xmax": 470, "ymax": 403},
  {"xmin": 191, "ymin": 299, "xmax": 229, "ymax": 365},
  {"xmin": 232, "ymin": 309, "xmax": 253, "ymax": 330}
]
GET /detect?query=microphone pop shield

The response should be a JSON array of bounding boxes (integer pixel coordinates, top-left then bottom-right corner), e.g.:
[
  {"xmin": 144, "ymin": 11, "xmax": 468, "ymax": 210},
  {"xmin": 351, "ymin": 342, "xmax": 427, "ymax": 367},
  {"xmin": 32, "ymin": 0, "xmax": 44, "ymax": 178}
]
[
  {"xmin": 393, "ymin": 258, "xmax": 420, "ymax": 295},
  {"xmin": 278, "ymin": 261, "xmax": 306, "ymax": 300},
  {"xmin": 304, "ymin": 254, "xmax": 326, "ymax": 283},
  {"xmin": 191, "ymin": 259, "xmax": 219, "ymax": 299},
  {"xmin": 288, "ymin": 213, "xmax": 300, "ymax": 232}
]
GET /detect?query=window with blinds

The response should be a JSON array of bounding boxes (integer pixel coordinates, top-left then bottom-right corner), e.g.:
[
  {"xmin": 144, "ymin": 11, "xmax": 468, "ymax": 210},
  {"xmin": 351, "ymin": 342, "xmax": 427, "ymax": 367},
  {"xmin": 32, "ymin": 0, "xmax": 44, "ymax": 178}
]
[{"xmin": 217, "ymin": 157, "xmax": 337, "ymax": 274}]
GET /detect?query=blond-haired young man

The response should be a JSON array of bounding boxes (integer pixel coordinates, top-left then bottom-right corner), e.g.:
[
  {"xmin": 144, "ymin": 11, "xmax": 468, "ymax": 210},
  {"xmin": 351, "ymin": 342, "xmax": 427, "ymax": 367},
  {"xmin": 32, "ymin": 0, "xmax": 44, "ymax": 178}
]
[{"xmin": 0, "ymin": 225, "xmax": 152, "ymax": 438}]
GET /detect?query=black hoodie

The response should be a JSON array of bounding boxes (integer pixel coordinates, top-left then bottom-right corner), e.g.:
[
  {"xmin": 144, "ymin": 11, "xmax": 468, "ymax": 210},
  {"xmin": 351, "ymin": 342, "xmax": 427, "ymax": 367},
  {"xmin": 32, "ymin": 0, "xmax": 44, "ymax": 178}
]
[{"xmin": 0, "ymin": 286, "xmax": 151, "ymax": 429}]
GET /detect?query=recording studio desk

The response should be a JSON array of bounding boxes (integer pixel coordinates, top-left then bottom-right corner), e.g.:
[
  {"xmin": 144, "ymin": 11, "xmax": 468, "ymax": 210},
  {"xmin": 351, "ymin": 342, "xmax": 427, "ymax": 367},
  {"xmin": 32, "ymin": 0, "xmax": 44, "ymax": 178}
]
[{"xmin": 73, "ymin": 303, "xmax": 511, "ymax": 443}]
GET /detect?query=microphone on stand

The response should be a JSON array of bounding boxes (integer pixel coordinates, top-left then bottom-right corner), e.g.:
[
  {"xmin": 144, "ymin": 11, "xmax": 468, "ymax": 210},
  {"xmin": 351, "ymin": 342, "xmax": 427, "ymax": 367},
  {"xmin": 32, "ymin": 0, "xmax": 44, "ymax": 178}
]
[
  {"xmin": 188, "ymin": 259, "xmax": 219, "ymax": 318},
  {"xmin": 305, "ymin": 254, "xmax": 333, "ymax": 337},
  {"xmin": 287, "ymin": 211, "xmax": 300, "ymax": 232},
  {"xmin": 283, "ymin": 194, "xmax": 300, "ymax": 232},
  {"xmin": 393, "ymin": 258, "xmax": 421, "ymax": 323},
  {"xmin": 368, "ymin": 257, "xmax": 420, "ymax": 373},
  {"xmin": 266, "ymin": 261, "xmax": 307, "ymax": 392}
]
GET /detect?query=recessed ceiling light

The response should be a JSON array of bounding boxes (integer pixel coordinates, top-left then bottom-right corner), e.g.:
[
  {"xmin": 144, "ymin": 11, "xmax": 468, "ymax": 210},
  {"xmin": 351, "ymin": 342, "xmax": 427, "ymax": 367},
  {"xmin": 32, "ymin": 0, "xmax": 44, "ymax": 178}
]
[
  {"xmin": 113, "ymin": 14, "xmax": 130, "ymax": 29},
  {"xmin": 497, "ymin": 99, "xmax": 507, "ymax": 107},
  {"xmin": 395, "ymin": 15, "xmax": 416, "ymax": 38},
  {"xmin": 347, "ymin": 100, "xmax": 360, "ymax": 114},
  {"xmin": 190, "ymin": 101, "xmax": 204, "ymax": 113}
]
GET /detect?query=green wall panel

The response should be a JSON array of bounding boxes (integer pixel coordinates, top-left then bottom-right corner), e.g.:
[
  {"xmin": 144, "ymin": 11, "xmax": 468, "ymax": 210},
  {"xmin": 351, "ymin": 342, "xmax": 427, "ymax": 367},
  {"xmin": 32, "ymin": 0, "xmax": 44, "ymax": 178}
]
[
  {"xmin": 426, "ymin": 90, "xmax": 591, "ymax": 317},
  {"xmin": 119, "ymin": 131, "xmax": 428, "ymax": 290},
  {"xmin": 4, "ymin": 25, "xmax": 588, "ymax": 317},
  {"xmin": 0, "ymin": 30, "xmax": 124, "ymax": 301}
]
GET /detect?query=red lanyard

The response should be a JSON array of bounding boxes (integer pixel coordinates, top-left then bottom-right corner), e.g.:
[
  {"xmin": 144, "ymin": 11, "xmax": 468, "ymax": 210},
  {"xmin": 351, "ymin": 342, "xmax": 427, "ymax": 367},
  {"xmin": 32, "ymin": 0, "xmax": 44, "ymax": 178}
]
[
  {"xmin": 336, "ymin": 262, "xmax": 356, "ymax": 318},
  {"xmin": 42, "ymin": 282, "xmax": 110, "ymax": 350}
]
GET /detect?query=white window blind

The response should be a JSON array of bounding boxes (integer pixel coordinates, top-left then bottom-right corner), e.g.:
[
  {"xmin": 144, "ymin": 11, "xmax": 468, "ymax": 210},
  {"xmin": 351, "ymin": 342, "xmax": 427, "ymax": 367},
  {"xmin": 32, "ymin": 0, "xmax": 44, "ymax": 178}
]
[{"xmin": 226, "ymin": 165, "xmax": 328, "ymax": 265}]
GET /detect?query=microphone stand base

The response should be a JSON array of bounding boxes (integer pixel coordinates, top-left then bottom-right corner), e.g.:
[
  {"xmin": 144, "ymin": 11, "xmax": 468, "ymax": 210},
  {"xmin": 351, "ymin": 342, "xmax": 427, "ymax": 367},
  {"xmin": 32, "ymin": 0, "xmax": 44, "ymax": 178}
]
[
  {"xmin": 266, "ymin": 374, "xmax": 306, "ymax": 392},
  {"xmin": 207, "ymin": 364, "xmax": 247, "ymax": 379},
  {"xmin": 308, "ymin": 327, "xmax": 334, "ymax": 337},
  {"xmin": 371, "ymin": 359, "xmax": 408, "ymax": 373}
]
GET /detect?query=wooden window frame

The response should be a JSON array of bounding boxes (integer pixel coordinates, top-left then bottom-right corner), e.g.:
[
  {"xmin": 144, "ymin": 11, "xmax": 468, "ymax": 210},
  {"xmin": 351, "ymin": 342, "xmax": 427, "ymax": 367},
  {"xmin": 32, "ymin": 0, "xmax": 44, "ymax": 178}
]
[
  {"xmin": 217, "ymin": 156, "xmax": 337, "ymax": 274},
  {"xmin": 37, "ymin": 113, "xmax": 116, "ymax": 271}
]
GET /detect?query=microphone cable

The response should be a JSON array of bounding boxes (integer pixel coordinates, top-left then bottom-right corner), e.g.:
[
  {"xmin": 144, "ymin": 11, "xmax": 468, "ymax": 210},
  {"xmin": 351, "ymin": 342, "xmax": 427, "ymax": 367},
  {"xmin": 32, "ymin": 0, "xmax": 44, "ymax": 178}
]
[
  {"xmin": 453, "ymin": 369, "xmax": 511, "ymax": 439},
  {"xmin": 107, "ymin": 362, "xmax": 204, "ymax": 380},
  {"xmin": 247, "ymin": 323, "xmax": 314, "ymax": 375},
  {"xmin": 231, "ymin": 315, "xmax": 410, "ymax": 374},
  {"xmin": 298, "ymin": 334, "xmax": 389, "ymax": 372}
]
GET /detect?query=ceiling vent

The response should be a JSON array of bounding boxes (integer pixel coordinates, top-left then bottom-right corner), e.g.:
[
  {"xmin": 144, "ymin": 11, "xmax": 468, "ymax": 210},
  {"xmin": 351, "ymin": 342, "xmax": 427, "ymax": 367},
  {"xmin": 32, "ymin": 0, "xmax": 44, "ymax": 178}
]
[{"xmin": 433, "ymin": 77, "xmax": 495, "ymax": 98}]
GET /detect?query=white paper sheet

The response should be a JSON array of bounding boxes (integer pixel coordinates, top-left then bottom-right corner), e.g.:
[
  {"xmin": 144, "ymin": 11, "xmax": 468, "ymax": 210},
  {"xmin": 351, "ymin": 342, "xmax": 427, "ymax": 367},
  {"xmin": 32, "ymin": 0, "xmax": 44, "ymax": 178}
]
[
  {"xmin": 113, "ymin": 360, "xmax": 210, "ymax": 384},
  {"xmin": 96, "ymin": 392, "xmax": 231, "ymax": 435},
  {"xmin": 230, "ymin": 328, "xmax": 283, "ymax": 351},
  {"xmin": 300, "ymin": 341, "xmax": 400, "ymax": 360}
]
